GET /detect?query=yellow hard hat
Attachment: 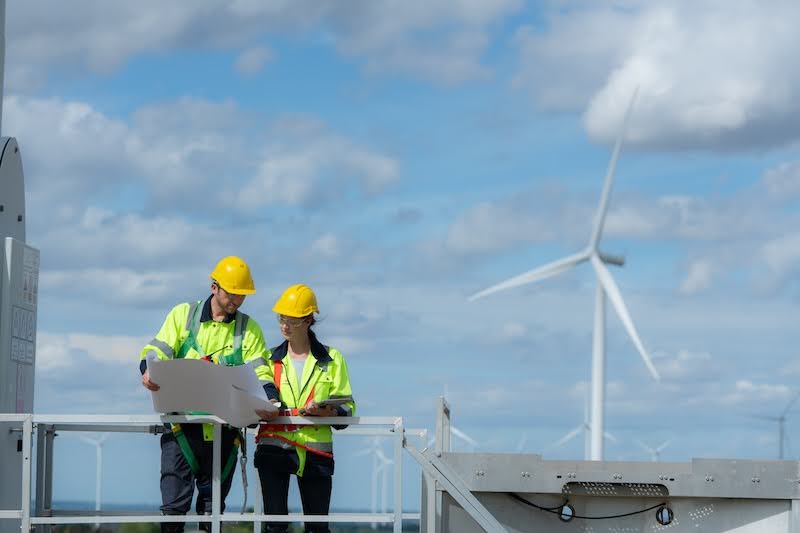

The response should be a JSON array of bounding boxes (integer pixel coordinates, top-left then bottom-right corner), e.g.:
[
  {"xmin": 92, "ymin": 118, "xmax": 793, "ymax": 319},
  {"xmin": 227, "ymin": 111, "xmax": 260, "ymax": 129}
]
[
  {"xmin": 273, "ymin": 284, "xmax": 319, "ymax": 317},
  {"xmin": 210, "ymin": 256, "xmax": 256, "ymax": 295}
]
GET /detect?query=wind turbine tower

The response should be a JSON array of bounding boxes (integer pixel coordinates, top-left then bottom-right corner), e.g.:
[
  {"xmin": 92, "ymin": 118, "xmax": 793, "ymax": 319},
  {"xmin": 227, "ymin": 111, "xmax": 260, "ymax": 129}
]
[
  {"xmin": 470, "ymin": 90, "xmax": 660, "ymax": 461},
  {"xmin": 80, "ymin": 433, "xmax": 109, "ymax": 529}
]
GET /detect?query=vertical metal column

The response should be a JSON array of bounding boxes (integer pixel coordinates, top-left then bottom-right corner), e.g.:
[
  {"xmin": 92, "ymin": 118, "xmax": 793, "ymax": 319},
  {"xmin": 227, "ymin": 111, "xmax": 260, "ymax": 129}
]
[
  {"xmin": 212, "ymin": 423, "xmax": 222, "ymax": 533},
  {"xmin": 434, "ymin": 397, "xmax": 451, "ymax": 533},
  {"xmin": 34, "ymin": 424, "xmax": 44, "ymax": 533},
  {"xmin": 21, "ymin": 416, "xmax": 32, "ymax": 533},
  {"xmin": 393, "ymin": 419, "xmax": 403, "ymax": 533},
  {"xmin": 253, "ymin": 465, "xmax": 263, "ymax": 533},
  {"xmin": 43, "ymin": 427, "xmax": 54, "ymax": 531}
]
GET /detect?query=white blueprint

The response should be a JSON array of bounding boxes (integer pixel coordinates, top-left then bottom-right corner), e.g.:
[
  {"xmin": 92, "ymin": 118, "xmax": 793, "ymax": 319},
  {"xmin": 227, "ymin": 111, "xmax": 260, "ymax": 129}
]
[{"xmin": 147, "ymin": 358, "xmax": 277, "ymax": 427}]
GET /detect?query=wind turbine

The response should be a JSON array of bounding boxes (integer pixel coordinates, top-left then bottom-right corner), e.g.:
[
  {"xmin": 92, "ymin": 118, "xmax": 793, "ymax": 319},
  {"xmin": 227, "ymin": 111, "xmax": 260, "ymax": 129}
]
[
  {"xmin": 470, "ymin": 89, "xmax": 660, "ymax": 460},
  {"xmin": 750, "ymin": 391, "xmax": 800, "ymax": 459},
  {"xmin": 547, "ymin": 389, "xmax": 616, "ymax": 458},
  {"xmin": 355, "ymin": 437, "xmax": 393, "ymax": 530},
  {"xmin": 79, "ymin": 433, "xmax": 109, "ymax": 528},
  {"xmin": 636, "ymin": 438, "xmax": 672, "ymax": 462}
]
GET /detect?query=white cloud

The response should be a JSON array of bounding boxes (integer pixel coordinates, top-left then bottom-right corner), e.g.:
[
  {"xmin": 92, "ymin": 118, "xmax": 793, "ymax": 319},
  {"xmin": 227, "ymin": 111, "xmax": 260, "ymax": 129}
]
[
  {"xmin": 445, "ymin": 200, "xmax": 556, "ymax": 254},
  {"xmin": 679, "ymin": 259, "xmax": 714, "ymax": 295},
  {"xmin": 235, "ymin": 135, "xmax": 399, "ymax": 210},
  {"xmin": 6, "ymin": 0, "xmax": 520, "ymax": 90},
  {"xmin": 501, "ymin": 322, "xmax": 527, "ymax": 341},
  {"xmin": 762, "ymin": 161, "xmax": 800, "ymax": 199},
  {"xmin": 41, "ymin": 268, "xmax": 187, "ymax": 307},
  {"xmin": 514, "ymin": 1, "xmax": 800, "ymax": 150},
  {"xmin": 234, "ymin": 46, "xmax": 274, "ymax": 76},
  {"xmin": 761, "ymin": 234, "xmax": 800, "ymax": 285},
  {"xmin": 311, "ymin": 234, "xmax": 340, "ymax": 258},
  {"xmin": 719, "ymin": 380, "xmax": 792, "ymax": 406},
  {"xmin": 655, "ymin": 349, "xmax": 716, "ymax": 381},
  {"xmin": 4, "ymin": 96, "xmax": 138, "ymax": 202},
  {"xmin": 37, "ymin": 331, "xmax": 147, "ymax": 371}
]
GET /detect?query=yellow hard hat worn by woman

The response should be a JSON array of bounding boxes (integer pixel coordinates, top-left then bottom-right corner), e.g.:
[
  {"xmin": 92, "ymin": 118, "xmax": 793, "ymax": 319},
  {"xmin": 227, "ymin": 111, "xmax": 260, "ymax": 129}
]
[{"xmin": 272, "ymin": 283, "xmax": 319, "ymax": 317}]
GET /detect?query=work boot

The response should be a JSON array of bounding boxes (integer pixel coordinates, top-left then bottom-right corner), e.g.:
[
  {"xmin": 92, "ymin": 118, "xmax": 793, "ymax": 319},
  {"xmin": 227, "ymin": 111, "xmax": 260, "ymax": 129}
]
[{"xmin": 160, "ymin": 512, "xmax": 185, "ymax": 533}]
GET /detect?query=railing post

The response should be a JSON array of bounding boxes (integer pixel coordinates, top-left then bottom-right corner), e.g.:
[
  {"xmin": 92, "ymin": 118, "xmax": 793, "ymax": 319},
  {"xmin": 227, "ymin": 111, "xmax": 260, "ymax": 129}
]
[
  {"xmin": 212, "ymin": 422, "xmax": 221, "ymax": 533},
  {"xmin": 393, "ymin": 419, "xmax": 403, "ymax": 533},
  {"xmin": 433, "ymin": 396, "xmax": 450, "ymax": 532},
  {"xmin": 21, "ymin": 415, "xmax": 32, "ymax": 533},
  {"xmin": 253, "ymin": 465, "xmax": 262, "ymax": 533},
  {"xmin": 34, "ymin": 424, "xmax": 44, "ymax": 533},
  {"xmin": 43, "ymin": 426, "xmax": 54, "ymax": 533}
]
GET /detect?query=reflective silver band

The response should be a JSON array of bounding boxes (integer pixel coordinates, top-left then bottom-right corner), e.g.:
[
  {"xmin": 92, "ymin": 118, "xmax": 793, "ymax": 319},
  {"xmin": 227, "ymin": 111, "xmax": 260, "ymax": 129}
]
[
  {"xmin": 247, "ymin": 359, "xmax": 266, "ymax": 371},
  {"xmin": 256, "ymin": 438, "xmax": 333, "ymax": 453},
  {"xmin": 148, "ymin": 339, "xmax": 174, "ymax": 359}
]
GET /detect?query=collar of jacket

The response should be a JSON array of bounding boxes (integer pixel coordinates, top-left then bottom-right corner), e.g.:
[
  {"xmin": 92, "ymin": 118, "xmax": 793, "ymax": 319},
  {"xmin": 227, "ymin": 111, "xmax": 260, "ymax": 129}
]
[
  {"xmin": 270, "ymin": 332, "xmax": 331, "ymax": 364},
  {"xmin": 199, "ymin": 295, "xmax": 237, "ymax": 323}
]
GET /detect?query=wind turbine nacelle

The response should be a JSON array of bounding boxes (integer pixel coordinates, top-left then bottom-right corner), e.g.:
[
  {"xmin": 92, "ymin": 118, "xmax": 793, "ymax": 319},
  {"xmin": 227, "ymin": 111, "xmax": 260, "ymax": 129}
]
[{"xmin": 597, "ymin": 250, "xmax": 625, "ymax": 267}]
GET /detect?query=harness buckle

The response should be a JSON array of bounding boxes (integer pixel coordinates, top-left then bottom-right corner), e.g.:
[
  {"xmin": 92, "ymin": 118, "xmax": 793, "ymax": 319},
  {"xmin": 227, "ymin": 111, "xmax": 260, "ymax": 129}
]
[{"xmin": 260, "ymin": 409, "xmax": 301, "ymax": 433}]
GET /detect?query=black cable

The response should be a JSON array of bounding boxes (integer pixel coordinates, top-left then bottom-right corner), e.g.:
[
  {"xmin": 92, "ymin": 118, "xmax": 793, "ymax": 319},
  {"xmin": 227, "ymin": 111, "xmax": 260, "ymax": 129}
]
[
  {"xmin": 510, "ymin": 493, "xmax": 667, "ymax": 520},
  {"xmin": 509, "ymin": 493, "xmax": 568, "ymax": 512}
]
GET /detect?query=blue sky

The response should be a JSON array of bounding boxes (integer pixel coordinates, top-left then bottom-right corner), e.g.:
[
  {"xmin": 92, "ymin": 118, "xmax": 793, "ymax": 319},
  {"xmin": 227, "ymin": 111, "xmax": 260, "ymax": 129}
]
[{"xmin": 8, "ymin": 0, "xmax": 800, "ymax": 511}]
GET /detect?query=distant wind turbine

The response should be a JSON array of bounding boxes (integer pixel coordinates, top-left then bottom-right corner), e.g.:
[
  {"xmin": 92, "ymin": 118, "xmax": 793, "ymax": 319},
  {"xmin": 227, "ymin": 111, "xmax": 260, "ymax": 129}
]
[
  {"xmin": 636, "ymin": 438, "xmax": 672, "ymax": 462},
  {"xmin": 79, "ymin": 433, "xmax": 109, "ymax": 528},
  {"xmin": 547, "ymin": 389, "xmax": 616, "ymax": 458},
  {"xmin": 450, "ymin": 425, "xmax": 479, "ymax": 450},
  {"xmin": 470, "ymin": 88, "xmax": 660, "ymax": 460},
  {"xmin": 355, "ymin": 437, "xmax": 393, "ymax": 530},
  {"xmin": 750, "ymin": 391, "xmax": 800, "ymax": 459}
]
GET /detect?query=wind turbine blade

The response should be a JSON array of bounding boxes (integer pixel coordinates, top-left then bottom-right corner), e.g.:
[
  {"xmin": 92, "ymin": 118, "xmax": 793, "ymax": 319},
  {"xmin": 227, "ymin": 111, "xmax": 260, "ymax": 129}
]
[
  {"xmin": 656, "ymin": 438, "xmax": 673, "ymax": 453},
  {"xmin": 450, "ymin": 426, "xmax": 479, "ymax": 447},
  {"xmin": 635, "ymin": 439, "xmax": 653, "ymax": 454},
  {"xmin": 782, "ymin": 391, "xmax": 800, "ymax": 417},
  {"xmin": 748, "ymin": 414, "xmax": 781, "ymax": 422},
  {"xmin": 590, "ymin": 255, "xmax": 660, "ymax": 381},
  {"xmin": 589, "ymin": 87, "xmax": 640, "ymax": 249},
  {"xmin": 469, "ymin": 251, "xmax": 590, "ymax": 301},
  {"xmin": 515, "ymin": 433, "xmax": 528, "ymax": 453},
  {"xmin": 551, "ymin": 425, "xmax": 584, "ymax": 449},
  {"xmin": 375, "ymin": 449, "xmax": 392, "ymax": 464},
  {"xmin": 603, "ymin": 431, "xmax": 618, "ymax": 443}
]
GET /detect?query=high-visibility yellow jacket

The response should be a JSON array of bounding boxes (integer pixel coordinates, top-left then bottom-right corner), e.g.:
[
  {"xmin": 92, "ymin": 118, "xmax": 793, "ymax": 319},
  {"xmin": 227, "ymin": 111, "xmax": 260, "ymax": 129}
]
[
  {"xmin": 256, "ymin": 332, "xmax": 355, "ymax": 476},
  {"xmin": 140, "ymin": 297, "xmax": 272, "ymax": 432}
]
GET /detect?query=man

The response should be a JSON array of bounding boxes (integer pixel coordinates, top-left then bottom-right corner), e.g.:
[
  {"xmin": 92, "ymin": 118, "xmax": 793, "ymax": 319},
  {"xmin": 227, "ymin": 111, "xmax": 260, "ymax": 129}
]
[{"xmin": 140, "ymin": 256, "xmax": 270, "ymax": 532}]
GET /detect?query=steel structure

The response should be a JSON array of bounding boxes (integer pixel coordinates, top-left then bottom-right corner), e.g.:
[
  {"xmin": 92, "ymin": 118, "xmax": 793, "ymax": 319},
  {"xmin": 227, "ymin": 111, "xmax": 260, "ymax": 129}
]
[
  {"xmin": 419, "ymin": 398, "xmax": 800, "ymax": 532},
  {"xmin": 1, "ymin": 413, "xmax": 425, "ymax": 533}
]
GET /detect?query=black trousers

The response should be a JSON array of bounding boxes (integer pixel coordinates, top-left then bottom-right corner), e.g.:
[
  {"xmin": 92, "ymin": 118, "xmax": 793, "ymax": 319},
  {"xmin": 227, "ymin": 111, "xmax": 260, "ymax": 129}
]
[
  {"xmin": 254, "ymin": 445, "xmax": 334, "ymax": 533},
  {"xmin": 160, "ymin": 424, "xmax": 239, "ymax": 533}
]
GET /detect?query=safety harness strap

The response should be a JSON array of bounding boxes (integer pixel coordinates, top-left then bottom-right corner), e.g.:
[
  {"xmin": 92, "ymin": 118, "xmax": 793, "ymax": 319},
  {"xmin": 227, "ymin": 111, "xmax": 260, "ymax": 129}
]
[
  {"xmin": 171, "ymin": 423, "xmax": 241, "ymax": 480},
  {"xmin": 256, "ymin": 433, "xmax": 334, "ymax": 459}
]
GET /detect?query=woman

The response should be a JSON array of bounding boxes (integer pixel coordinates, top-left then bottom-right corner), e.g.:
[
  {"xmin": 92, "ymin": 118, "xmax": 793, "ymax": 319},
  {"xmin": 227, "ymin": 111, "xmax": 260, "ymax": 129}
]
[{"xmin": 254, "ymin": 283, "xmax": 355, "ymax": 533}]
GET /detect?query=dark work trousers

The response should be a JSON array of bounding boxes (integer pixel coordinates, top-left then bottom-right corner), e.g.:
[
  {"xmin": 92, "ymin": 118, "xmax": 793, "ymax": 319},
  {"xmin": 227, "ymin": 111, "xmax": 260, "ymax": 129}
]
[
  {"xmin": 160, "ymin": 424, "xmax": 239, "ymax": 533},
  {"xmin": 254, "ymin": 445, "xmax": 334, "ymax": 533}
]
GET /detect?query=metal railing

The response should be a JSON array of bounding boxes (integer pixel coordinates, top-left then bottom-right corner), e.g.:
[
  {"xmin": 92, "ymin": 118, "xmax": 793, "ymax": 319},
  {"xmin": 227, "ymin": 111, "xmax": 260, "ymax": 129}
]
[{"xmin": 1, "ymin": 413, "xmax": 427, "ymax": 533}]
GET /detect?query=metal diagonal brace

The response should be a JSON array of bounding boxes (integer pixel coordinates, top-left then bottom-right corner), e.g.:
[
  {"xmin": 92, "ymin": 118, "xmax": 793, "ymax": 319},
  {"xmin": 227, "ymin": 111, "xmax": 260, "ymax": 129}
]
[{"xmin": 404, "ymin": 443, "xmax": 508, "ymax": 533}]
